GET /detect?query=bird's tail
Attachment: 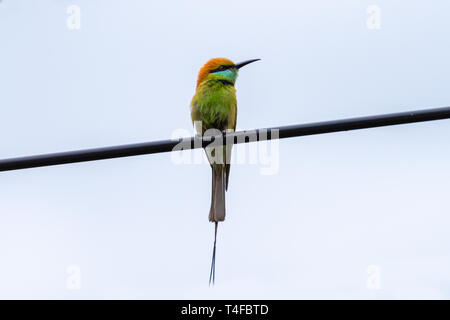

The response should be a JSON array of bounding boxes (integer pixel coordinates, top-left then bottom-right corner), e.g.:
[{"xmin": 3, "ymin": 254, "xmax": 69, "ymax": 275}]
[
  {"xmin": 209, "ymin": 222, "xmax": 218, "ymax": 285},
  {"xmin": 209, "ymin": 166, "xmax": 226, "ymax": 222},
  {"xmin": 208, "ymin": 166, "xmax": 225, "ymax": 286}
]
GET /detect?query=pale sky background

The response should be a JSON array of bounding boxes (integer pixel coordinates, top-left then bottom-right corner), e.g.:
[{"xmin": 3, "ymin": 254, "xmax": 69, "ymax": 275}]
[{"xmin": 1, "ymin": 0, "xmax": 450, "ymax": 299}]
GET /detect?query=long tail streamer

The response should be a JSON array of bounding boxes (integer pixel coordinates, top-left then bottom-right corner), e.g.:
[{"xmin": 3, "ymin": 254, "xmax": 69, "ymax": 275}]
[{"xmin": 209, "ymin": 222, "xmax": 218, "ymax": 286}]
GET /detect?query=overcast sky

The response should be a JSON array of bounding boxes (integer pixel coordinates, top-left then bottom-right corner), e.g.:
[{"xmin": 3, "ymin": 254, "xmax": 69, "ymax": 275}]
[{"xmin": 1, "ymin": 0, "xmax": 450, "ymax": 299}]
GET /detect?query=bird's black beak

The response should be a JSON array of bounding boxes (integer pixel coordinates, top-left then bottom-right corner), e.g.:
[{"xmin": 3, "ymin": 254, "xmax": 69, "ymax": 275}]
[{"xmin": 234, "ymin": 59, "xmax": 261, "ymax": 69}]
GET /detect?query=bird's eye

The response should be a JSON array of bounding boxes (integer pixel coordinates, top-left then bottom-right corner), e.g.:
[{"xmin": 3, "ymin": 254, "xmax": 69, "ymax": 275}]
[{"xmin": 210, "ymin": 65, "xmax": 229, "ymax": 73}]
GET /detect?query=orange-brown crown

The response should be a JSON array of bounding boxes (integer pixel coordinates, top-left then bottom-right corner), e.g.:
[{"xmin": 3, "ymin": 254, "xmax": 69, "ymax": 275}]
[{"xmin": 196, "ymin": 58, "xmax": 235, "ymax": 88}]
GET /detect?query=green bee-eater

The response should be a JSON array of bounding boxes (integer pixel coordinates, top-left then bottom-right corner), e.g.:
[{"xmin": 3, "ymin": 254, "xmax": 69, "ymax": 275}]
[{"xmin": 190, "ymin": 57, "xmax": 260, "ymax": 284}]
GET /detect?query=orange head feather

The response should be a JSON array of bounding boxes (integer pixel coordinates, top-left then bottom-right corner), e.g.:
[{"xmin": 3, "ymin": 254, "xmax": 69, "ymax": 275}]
[{"xmin": 196, "ymin": 58, "xmax": 235, "ymax": 88}]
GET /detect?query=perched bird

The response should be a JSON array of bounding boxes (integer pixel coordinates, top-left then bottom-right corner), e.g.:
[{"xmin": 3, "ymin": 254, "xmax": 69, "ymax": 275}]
[{"xmin": 190, "ymin": 57, "xmax": 260, "ymax": 285}]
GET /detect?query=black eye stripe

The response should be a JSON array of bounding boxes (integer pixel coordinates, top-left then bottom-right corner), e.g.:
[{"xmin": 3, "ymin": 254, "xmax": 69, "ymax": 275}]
[{"xmin": 210, "ymin": 65, "xmax": 234, "ymax": 73}]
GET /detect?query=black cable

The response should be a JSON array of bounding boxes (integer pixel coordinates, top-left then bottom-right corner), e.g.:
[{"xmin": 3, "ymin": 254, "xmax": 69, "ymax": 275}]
[{"xmin": 1, "ymin": 106, "xmax": 449, "ymax": 172}]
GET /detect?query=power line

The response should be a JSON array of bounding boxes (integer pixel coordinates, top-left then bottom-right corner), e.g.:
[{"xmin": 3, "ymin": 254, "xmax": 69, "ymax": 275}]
[{"xmin": 1, "ymin": 106, "xmax": 449, "ymax": 172}]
